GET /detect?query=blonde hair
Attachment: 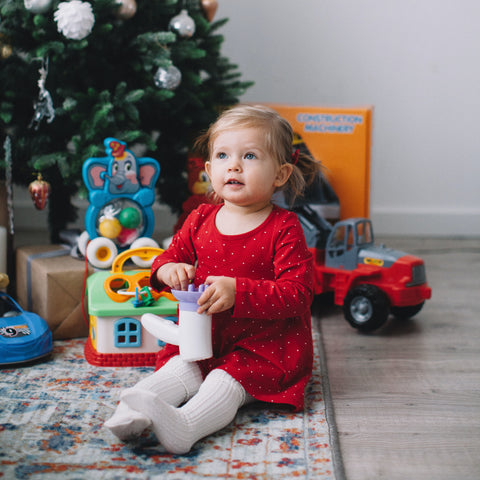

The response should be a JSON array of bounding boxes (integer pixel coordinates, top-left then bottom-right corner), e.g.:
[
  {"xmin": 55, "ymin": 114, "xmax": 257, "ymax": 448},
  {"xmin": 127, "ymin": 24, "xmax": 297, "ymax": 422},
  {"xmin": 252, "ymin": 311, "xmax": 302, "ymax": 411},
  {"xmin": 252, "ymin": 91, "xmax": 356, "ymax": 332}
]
[{"xmin": 194, "ymin": 104, "xmax": 323, "ymax": 204}]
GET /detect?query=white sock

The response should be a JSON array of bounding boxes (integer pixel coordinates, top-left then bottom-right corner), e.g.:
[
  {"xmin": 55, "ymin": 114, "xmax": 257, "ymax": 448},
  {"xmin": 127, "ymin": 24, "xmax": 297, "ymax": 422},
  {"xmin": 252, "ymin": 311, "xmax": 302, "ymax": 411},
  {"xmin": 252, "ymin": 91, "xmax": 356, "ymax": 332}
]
[
  {"xmin": 121, "ymin": 369, "xmax": 246, "ymax": 454},
  {"xmin": 104, "ymin": 401, "xmax": 151, "ymax": 440},
  {"xmin": 105, "ymin": 355, "xmax": 203, "ymax": 441}
]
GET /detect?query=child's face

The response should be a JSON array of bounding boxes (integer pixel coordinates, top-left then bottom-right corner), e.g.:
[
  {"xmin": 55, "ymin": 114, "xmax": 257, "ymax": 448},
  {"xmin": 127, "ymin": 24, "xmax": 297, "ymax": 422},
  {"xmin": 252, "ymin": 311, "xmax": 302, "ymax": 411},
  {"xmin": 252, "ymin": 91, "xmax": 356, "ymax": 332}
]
[{"xmin": 205, "ymin": 127, "xmax": 292, "ymax": 210}]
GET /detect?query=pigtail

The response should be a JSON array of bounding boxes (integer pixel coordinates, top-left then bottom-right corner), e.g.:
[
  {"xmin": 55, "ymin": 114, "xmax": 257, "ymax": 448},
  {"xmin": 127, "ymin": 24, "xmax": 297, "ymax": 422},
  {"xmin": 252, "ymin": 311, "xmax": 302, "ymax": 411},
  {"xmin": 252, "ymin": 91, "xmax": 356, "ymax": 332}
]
[{"xmin": 284, "ymin": 150, "xmax": 324, "ymax": 206}]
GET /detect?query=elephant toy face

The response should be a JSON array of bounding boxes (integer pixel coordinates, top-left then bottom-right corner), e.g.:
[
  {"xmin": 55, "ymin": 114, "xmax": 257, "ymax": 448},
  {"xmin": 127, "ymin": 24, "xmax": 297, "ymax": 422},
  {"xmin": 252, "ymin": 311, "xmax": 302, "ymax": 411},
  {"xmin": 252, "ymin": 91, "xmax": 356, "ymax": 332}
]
[
  {"xmin": 83, "ymin": 138, "xmax": 160, "ymax": 198},
  {"xmin": 108, "ymin": 151, "xmax": 140, "ymax": 195}
]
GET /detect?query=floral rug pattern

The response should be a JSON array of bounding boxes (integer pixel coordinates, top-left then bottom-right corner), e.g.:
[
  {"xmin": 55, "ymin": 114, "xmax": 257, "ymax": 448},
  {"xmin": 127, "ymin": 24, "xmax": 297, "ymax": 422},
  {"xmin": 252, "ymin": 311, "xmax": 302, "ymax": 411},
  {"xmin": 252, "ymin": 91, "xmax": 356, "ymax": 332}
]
[{"xmin": 0, "ymin": 329, "xmax": 334, "ymax": 479}]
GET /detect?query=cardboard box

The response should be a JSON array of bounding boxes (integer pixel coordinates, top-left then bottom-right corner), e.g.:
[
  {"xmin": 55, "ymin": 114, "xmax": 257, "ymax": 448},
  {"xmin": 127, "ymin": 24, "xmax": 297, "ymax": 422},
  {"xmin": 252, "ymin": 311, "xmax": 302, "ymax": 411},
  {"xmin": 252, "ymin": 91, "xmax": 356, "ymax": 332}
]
[
  {"xmin": 267, "ymin": 104, "xmax": 373, "ymax": 220},
  {"xmin": 16, "ymin": 245, "xmax": 92, "ymax": 340}
]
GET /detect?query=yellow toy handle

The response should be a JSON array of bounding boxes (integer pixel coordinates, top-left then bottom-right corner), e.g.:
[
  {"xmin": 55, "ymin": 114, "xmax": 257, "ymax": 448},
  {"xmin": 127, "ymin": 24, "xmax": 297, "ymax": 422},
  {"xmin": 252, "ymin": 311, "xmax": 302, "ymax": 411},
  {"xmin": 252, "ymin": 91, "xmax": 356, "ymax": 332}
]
[{"xmin": 110, "ymin": 247, "xmax": 164, "ymax": 273}]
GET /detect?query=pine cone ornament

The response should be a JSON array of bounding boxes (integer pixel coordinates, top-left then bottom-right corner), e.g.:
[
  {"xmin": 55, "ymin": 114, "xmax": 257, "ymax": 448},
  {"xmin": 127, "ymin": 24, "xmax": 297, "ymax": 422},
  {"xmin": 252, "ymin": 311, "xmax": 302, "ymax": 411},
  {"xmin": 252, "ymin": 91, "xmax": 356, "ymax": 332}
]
[{"xmin": 54, "ymin": 1, "xmax": 95, "ymax": 40}]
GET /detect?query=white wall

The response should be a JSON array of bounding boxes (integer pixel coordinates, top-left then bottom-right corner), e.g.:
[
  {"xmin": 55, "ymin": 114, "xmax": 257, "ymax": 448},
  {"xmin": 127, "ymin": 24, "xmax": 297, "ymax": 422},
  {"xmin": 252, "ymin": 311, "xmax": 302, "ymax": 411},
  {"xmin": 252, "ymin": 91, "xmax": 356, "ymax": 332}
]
[{"xmin": 217, "ymin": 0, "xmax": 480, "ymax": 236}]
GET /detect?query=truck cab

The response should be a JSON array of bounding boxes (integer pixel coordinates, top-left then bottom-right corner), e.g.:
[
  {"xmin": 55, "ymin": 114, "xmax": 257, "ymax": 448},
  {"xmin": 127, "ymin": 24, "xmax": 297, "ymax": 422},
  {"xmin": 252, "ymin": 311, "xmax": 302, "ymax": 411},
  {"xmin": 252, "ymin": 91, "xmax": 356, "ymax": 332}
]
[{"xmin": 325, "ymin": 218, "xmax": 374, "ymax": 270}]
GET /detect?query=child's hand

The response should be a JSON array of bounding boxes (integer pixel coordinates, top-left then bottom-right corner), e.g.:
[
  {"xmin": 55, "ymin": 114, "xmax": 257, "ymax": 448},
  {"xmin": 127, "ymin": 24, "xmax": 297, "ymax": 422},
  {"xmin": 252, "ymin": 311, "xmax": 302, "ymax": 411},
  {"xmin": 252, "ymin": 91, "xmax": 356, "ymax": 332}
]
[
  {"xmin": 156, "ymin": 263, "xmax": 196, "ymax": 291},
  {"xmin": 197, "ymin": 276, "xmax": 235, "ymax": 315}
]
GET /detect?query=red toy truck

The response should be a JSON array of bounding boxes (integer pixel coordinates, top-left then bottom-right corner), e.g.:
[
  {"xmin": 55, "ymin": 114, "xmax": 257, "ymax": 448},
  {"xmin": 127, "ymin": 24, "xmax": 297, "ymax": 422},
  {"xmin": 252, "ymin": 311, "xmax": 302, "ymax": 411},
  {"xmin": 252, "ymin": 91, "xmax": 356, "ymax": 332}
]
[{"xmin": 295, "ymin": 207, "xmax": 432, "ymax": 332}]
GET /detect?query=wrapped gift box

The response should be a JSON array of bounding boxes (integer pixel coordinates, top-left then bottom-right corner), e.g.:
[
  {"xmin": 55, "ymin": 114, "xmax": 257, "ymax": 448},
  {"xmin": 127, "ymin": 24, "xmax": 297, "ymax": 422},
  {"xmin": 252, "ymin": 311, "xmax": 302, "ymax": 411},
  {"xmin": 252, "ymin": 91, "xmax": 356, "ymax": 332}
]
[{"xmin": 16, "ymin": 245, "xmax": 92, "ymax": 340}]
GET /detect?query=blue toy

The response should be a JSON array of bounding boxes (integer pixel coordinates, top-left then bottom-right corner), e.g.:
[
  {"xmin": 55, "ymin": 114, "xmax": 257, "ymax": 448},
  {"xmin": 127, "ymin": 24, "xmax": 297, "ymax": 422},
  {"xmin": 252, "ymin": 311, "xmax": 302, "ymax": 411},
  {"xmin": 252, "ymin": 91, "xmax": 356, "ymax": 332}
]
[
  {"xmin": 0, "ymin": 291, "xmax": 52, "ymax": 367},
  {"xmin": 79, "ymin": 138, "xmax": 161, "ymax": 268}
]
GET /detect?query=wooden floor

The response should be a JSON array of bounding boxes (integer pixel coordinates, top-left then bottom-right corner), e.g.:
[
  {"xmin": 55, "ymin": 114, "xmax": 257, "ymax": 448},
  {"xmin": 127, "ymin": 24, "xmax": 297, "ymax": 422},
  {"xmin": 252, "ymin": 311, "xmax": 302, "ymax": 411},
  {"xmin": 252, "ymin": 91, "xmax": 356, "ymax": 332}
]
[{"xmin": 315, "ymin": 237, "xmax": 480, "ymax": 480}]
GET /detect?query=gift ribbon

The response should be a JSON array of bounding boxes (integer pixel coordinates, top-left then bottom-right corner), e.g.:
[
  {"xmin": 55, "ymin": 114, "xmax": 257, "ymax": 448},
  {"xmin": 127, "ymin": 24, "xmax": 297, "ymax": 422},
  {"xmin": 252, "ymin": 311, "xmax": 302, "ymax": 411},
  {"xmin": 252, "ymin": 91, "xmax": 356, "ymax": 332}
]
[{"xmin": 26, "ymin": 246, "xmax": 70, "ymax": 311}]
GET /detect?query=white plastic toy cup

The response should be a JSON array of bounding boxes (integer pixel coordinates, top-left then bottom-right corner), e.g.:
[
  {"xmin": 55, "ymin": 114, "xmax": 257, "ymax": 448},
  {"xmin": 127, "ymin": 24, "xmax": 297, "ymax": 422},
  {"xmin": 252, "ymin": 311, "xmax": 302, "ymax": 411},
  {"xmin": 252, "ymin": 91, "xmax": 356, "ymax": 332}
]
[{"xmin": 141, "ymin": 284, "xmax": 212, "ymax": 362}]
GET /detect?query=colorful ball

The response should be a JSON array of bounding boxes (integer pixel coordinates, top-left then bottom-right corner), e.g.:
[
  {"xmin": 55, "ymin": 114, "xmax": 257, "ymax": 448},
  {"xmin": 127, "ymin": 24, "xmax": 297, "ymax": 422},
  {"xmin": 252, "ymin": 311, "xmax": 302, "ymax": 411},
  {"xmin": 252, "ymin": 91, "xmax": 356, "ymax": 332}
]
[
  {"xmin": 117, "ymin": 227, "xmax": 139, "ymax": 246},
  {"xmin": 119, "ymin": 207, "xmax": 141, "ymax": 229},
  {"xmin": 99, "ymin": 217, "xmax": 122, "ymax": 239}
]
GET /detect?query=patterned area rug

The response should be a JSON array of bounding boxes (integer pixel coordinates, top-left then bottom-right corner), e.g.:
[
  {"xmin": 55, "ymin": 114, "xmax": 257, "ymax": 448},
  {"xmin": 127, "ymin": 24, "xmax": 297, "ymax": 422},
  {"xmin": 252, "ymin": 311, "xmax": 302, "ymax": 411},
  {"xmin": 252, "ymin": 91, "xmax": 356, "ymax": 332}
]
[{"xmin": 0, "ymin": 326, "xmax": 338, "ymax": 479}]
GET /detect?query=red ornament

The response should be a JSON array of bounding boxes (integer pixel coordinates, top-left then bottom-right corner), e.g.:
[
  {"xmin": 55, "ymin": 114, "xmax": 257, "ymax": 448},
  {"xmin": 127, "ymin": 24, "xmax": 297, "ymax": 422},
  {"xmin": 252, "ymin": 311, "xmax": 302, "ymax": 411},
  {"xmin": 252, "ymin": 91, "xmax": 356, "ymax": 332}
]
[{"xmin": 28, "ymin": 174, "xmax": 51, "ymax": 210}]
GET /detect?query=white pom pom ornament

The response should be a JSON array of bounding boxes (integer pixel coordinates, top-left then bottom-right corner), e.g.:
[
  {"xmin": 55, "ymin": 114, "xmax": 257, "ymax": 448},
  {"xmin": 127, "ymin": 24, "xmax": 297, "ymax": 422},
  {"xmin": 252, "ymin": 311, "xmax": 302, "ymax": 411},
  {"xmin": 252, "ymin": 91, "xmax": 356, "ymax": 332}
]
[{"xmin": 54, "ymin": 1, "xmax": 95, "ymax": 40}]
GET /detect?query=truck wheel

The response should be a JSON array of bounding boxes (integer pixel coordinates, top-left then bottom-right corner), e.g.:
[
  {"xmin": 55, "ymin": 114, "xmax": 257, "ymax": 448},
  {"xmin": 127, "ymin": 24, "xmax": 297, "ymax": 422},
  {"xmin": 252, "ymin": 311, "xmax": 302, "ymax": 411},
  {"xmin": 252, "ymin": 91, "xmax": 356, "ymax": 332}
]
[
  {"xmin": 391, "ymin": 302, "xmax": 424, "ymax": 319},
  {"xmin": 343, "ymin": 284, "xmax": 389, "ymax": 332}
]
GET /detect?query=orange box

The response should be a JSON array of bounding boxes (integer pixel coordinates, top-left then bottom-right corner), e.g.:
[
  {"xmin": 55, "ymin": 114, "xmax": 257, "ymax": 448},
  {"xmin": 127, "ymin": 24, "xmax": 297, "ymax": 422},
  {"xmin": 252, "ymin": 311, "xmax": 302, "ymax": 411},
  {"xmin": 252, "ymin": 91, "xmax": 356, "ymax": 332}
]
[{"xmin": 267, "ymin": 104, "xmax": 373, "ymax": 220}]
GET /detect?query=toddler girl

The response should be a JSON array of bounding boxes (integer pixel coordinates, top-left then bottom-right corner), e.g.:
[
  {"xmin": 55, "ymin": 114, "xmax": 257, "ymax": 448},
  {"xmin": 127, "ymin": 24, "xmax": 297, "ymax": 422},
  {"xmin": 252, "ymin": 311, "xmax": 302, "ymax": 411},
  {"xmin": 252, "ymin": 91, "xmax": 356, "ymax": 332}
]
[{"xmin": 105, "ymin": 104, "xmax": 322, "ymax": 453}]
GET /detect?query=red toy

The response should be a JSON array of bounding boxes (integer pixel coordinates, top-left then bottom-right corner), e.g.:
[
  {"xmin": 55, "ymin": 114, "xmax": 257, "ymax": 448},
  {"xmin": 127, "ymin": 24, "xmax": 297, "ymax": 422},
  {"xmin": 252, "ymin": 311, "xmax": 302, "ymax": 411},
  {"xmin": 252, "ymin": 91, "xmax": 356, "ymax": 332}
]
[
  {"xmin": 173, "ymin": 156, "xmax": 219, "ymax": 232},
  {"xmin": 296, "ymin": 209, "xmax": 432, "ymax": 332}
]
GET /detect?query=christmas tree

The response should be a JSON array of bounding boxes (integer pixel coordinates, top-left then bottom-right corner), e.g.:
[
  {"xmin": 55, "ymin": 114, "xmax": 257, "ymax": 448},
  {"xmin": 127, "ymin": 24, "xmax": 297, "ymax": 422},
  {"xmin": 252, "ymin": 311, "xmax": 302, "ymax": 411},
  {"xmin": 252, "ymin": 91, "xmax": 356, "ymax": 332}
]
[{"xmin": 0, "ymin": 0, "xmax": 252, "ymax": 241}]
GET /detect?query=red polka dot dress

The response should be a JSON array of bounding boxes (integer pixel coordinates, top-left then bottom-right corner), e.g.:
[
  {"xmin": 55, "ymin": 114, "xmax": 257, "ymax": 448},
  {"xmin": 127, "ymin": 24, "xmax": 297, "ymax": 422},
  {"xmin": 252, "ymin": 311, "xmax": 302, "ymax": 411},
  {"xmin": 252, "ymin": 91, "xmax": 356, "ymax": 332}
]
[{"xmin": 150, "ymin": 204, "xmax": 314, "ymax": 412}]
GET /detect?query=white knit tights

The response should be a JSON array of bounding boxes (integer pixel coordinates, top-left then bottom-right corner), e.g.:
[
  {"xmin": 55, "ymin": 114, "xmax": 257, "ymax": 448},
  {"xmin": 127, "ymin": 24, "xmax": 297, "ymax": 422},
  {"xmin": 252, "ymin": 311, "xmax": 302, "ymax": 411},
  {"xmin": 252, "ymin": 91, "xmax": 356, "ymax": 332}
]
[
  {"xmin": 104, "ymin": 355, "xmax": 203, "ymax": 440},
  {"xmin": 122, "ymin": 368, "xmax": 248, "ymax": 454}
]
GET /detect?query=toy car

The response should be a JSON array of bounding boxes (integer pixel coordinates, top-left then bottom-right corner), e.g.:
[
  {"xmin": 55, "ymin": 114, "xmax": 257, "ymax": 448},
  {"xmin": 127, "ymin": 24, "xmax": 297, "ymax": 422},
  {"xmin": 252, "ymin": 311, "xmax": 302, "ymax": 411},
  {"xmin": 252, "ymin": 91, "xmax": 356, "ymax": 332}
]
[{"xmin": 0, "ymin": 291, "xmax": 52, "ymax": 366}]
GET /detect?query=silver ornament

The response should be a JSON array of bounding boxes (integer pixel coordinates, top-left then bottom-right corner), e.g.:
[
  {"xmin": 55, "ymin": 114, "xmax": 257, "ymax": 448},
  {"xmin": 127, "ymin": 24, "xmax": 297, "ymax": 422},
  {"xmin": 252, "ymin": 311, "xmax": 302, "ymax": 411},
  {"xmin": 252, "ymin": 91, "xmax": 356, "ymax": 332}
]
[
  {"xmin": 154, "ymin": 65, "xmax": 182, "ymax": 90},
  {"xmin": 3, "ymin": 137, "xmax": 14, "ymax": 236},
  {"xmin": 29, "ymin": 58, "xmax": 55, "ymax": 130},
  {"xmin": 24, "ymin": 0, "xmax": 53, "ymax": 14},
  {"xmin": 169, "ymin": 9, "xmax": 195, "ymax": 38}
]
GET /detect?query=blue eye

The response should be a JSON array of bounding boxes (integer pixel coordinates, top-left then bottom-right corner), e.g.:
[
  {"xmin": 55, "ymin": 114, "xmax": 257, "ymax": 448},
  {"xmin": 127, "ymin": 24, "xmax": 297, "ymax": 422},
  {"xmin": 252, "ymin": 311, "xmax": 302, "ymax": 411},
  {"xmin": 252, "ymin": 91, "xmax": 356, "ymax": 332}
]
[
  {"xmin": 217, "ymin": 152, "xmax": 227, "ymax": 159},
  {"xmin": 245, "ymin": 153, "xmax": 256, "ymax": 160}
]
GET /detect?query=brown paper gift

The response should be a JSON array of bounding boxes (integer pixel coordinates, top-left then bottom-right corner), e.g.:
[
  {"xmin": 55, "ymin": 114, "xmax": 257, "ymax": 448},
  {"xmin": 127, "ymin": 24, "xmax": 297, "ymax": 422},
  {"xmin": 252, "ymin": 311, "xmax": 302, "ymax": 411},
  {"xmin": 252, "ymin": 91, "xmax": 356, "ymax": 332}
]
[{"xmin": 16, "ymin": 245, "xmax": 92, "ymax": 339}]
